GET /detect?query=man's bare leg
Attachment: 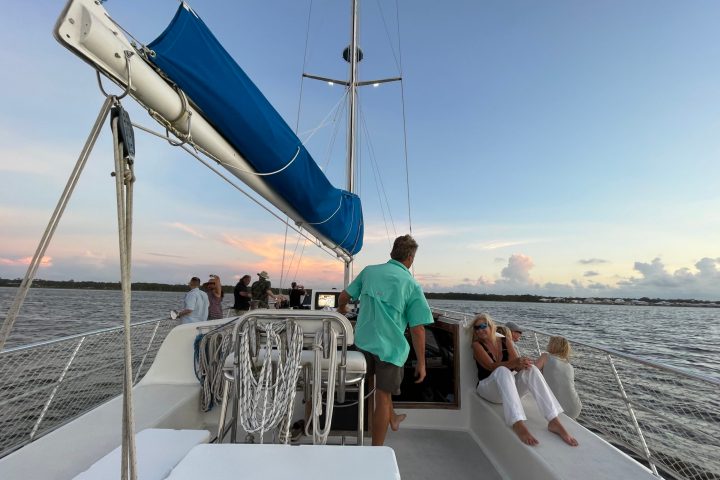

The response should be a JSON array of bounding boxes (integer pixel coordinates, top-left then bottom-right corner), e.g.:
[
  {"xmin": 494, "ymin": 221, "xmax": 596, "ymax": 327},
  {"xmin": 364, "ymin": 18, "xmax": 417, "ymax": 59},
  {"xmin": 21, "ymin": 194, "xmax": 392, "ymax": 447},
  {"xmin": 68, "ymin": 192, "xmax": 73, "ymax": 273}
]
[
  {"xmin": 390, "ymin": 409, "xmax": 406, "ymax": 431},
  {"xmin": 373, "ymin": 389, "xmax": 392, "ymax": 446}
]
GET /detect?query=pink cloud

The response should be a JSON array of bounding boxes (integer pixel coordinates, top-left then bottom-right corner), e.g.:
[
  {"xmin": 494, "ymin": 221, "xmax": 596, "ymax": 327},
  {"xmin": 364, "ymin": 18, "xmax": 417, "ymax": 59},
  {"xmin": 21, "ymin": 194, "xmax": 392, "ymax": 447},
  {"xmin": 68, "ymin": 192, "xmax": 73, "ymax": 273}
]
[
  {"xmin": 221, "ymin": 233, "xmax": 343, "ymax": 286},
  {"xmin": 0, "ymin": 256, "xmax": 53, "ymax": 267}
]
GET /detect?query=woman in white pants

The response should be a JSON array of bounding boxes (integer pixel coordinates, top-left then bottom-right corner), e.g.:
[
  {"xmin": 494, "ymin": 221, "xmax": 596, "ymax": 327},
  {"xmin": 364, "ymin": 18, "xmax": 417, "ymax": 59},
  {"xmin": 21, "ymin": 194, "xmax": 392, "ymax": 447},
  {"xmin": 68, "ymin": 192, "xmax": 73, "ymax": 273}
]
[{"xmin": 472, "ymin": 313, "xmax": 578, "ymax": 446}]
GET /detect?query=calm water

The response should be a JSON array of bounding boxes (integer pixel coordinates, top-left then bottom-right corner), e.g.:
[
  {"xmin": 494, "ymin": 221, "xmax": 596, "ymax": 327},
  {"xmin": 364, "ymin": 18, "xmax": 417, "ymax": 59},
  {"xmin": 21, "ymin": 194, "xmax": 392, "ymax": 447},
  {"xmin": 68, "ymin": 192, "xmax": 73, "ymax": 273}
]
[
  {"xmin": 1, "ymin": 287, "xmax": 719, "ymax": 380},
  {"xmin": 0, "ymin": 287, "xmax": 185, "ymax": 348}
]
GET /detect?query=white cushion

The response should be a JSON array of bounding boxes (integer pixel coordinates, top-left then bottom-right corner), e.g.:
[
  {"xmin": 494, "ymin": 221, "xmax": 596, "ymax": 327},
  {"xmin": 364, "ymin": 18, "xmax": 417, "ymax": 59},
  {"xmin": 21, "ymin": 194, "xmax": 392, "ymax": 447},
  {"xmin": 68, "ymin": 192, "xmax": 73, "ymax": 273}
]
[
  {"xmin": 73, "ymin": 428, "xmax": 210, "ymax": 480},
  {"xmin": 166, "ymin": 444, "xmax": 400, "ymax": 479}
]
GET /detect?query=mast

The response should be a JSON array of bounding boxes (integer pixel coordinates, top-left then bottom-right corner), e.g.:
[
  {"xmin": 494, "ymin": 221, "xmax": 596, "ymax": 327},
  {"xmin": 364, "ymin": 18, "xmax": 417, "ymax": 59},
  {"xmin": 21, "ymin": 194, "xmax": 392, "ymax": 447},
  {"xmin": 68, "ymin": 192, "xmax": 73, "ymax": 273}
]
[
  {"xmin": 302, "ymin": 0, "xmax": 401, "ymax": 288},
  {"xmin": 344, "ymin": 0, "xmax": 360, "ymax": 288}
]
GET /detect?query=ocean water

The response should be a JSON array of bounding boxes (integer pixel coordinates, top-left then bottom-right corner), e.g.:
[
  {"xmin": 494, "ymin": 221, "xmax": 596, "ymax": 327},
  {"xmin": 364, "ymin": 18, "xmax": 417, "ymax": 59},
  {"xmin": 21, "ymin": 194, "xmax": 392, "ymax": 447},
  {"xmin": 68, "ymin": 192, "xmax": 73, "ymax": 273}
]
[
  {"xmin": 2, "ymin": 287, "xmax": 718, "ymax": 380},
  {"xmin": 0, "ymin": 287, "xmax": 185, "ymax": 349}
]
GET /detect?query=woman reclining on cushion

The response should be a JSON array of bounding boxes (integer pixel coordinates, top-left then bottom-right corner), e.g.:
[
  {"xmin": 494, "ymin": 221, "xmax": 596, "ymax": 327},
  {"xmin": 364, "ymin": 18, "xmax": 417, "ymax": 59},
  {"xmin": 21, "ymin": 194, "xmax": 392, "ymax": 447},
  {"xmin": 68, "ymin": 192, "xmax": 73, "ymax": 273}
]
[{"xmin": 471, "ymin": 313, "xmax": 578, "ymax": 447}]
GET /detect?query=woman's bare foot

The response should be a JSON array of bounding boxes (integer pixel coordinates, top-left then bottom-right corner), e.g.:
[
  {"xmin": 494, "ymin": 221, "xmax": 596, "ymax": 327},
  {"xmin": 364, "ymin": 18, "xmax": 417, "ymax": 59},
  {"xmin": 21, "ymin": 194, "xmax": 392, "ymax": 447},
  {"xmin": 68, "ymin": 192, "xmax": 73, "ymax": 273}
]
[
  {"xmin": 548, "ymin": 418, "xmax": 578, "ymax": 446},
  {"xmin": 390, "ymin": 413, "xmax": 407, "ymax": 431},
  {"xmin": 512, "ymin": 421, "xmax": 539, "ymax": 446}
]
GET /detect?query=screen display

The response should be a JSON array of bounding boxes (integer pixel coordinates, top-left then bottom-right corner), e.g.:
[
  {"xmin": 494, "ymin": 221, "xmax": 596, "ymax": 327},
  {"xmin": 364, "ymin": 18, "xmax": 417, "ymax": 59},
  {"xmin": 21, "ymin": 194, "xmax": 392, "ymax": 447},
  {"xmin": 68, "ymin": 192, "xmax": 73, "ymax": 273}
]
[{"xmin": 316, "ymin": 293, "xmax": 338, "ymax": 308}]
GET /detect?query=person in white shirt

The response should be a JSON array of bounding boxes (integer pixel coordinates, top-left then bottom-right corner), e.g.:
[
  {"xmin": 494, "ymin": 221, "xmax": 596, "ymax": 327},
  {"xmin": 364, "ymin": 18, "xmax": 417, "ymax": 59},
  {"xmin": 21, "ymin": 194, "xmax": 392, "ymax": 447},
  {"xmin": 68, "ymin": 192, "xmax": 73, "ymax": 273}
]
[{"xmin": 177, "ymin": 277, "xmax": 209, "ymax": 324}]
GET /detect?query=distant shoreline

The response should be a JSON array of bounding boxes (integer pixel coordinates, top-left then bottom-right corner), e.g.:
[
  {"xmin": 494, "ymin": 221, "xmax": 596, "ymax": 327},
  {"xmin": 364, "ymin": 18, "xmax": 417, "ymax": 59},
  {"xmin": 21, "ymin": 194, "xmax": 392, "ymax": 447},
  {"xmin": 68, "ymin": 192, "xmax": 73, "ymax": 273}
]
[{"xmin": 1, "ymin": 278, "xmax": 718, "ymax": 307}]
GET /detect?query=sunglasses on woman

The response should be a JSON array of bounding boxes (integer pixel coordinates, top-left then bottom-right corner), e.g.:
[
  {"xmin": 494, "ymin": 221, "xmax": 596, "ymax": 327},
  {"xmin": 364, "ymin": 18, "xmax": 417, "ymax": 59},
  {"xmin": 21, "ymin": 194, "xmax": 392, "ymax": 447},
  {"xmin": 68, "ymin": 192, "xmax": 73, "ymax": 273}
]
[{"xmin": 473, "ymin": 323, "xmax": 488, "ymax": 331}]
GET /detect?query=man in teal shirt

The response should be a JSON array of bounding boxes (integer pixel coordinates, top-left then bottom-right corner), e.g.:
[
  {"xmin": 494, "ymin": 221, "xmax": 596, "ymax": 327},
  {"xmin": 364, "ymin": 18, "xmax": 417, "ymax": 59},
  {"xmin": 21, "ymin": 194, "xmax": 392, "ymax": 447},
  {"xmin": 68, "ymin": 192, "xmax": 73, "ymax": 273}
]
[{"xmin": 338, "ymin": 234, "xmax": 433, "ymax": 446}]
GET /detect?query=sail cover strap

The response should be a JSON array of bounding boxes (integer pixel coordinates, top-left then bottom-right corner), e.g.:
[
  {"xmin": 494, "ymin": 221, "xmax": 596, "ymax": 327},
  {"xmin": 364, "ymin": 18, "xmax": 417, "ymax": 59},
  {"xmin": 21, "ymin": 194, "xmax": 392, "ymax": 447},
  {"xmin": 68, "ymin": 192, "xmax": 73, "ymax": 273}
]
[{"xmin": 147, "ymin": 4, "xmax": 363, "ymax": 254}]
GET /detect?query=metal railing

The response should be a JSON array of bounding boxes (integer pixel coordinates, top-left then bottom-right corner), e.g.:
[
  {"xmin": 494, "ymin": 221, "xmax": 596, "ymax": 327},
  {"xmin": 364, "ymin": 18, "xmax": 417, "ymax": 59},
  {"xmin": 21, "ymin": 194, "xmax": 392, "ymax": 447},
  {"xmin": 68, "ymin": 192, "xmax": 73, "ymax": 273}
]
[
  {"xmin": 433, "ymin": 308, "xmax": 720, "ymax": 480},
  {"xmin": 0, "ymin": 317, "xmax": 178, "ymax": 458}
]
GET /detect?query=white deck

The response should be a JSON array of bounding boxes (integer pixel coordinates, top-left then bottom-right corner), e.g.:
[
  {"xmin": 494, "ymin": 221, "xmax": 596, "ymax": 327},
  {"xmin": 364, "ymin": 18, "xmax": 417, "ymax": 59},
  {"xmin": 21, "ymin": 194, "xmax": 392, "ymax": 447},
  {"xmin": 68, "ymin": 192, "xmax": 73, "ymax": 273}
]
[{"xmin": 385, "ymin": 428, "xmax": 502, "ymax": 480}]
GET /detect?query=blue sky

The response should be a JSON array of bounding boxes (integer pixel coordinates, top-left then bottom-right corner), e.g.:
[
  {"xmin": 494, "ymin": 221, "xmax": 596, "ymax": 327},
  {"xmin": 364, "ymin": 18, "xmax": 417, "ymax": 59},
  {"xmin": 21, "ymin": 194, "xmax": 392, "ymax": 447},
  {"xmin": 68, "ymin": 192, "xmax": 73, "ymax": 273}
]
[{"xmin": 1, "ymin": 0, "xmax": 720, "ymax": 300}]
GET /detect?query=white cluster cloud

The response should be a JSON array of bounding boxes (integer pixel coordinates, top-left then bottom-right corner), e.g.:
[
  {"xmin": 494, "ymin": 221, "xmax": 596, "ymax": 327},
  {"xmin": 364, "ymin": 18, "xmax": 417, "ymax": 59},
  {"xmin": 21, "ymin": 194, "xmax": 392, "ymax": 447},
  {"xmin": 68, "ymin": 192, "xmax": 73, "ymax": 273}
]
[
  {"xmin": 498, "ymin": 254, "xmax": 535, "ymax": 285},
  {"xmin": 422, "ymin": 254, "xmax": 720, "ymax": 300},
  {"xmin": 616, "ymin": 257, "xmax": 720, "ymax": 299}
]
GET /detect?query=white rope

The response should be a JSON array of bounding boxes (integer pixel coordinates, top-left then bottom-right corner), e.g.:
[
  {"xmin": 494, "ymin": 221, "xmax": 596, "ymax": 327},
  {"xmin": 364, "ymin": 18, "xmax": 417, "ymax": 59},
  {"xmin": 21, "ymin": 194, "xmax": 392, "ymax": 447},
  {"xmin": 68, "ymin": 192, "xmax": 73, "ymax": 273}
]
[
  {"xmin": 197, "ymin": 324, "xmax": 235, "ymax": 412},
  {"xmin": 305, "ymin": 329, "xmax": 338, "ymax": 445},
  {"xmin": 298, "ymin": 91, "xmax": 349, "ymax": 144},
  {"xmin": 111, "ymin": 107, "xmax": 138, "ymax": 480},
  {"xmin": 237, "ymin": 321, "xmax": 303, "ymax": 444},
  {"xmin": 300, "ymin": 194, "xmax": 344, "ymax": 226}
]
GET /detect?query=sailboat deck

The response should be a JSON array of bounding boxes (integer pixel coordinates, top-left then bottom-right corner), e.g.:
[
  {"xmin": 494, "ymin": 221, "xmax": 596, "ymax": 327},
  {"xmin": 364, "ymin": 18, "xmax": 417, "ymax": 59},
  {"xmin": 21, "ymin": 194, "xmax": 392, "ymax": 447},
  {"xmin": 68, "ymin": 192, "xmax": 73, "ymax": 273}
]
[{"xmin": 384, "ymin": 428, "xmax": 502, "ymax": 480}]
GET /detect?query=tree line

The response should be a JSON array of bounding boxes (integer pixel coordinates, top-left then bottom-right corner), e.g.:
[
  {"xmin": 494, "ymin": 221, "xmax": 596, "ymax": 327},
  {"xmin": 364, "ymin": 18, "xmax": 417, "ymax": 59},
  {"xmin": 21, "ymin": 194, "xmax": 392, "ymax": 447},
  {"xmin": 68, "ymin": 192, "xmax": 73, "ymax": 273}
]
[{"xmin": 1, "ymin": 278, "xmax": 716, "ymax": 304}]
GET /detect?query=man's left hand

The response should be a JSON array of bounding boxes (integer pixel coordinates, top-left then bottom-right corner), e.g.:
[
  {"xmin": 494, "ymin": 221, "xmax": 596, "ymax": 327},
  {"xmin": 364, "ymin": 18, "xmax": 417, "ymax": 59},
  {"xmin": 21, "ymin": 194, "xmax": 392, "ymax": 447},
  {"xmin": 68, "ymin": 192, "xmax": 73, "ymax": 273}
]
[{"xmin": 414, "ymin": 363, "xmax": 426, "ymax": 383}]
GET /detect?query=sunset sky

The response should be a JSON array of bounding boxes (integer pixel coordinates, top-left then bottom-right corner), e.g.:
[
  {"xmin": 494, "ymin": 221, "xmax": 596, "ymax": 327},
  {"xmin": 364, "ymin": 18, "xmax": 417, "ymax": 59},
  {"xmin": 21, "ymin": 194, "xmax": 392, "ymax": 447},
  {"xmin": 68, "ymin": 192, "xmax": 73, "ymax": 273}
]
[{"xmin": 2, "ymin": 0, "xmax": 720, "ymax": 300}]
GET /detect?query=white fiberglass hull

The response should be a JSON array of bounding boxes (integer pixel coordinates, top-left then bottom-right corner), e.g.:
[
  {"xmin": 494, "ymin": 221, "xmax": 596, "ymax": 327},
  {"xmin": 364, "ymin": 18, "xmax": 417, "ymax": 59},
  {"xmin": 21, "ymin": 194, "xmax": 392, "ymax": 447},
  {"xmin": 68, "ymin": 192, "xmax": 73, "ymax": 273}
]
[{"xmin": 0, "ymin": 312, "xmax": 657, "ymax": 480}]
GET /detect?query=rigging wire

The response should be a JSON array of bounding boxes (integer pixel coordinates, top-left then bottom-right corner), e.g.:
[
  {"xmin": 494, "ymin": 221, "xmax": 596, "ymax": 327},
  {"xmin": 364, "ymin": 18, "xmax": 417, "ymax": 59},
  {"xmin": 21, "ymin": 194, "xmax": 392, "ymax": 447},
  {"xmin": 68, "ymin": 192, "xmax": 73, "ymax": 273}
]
[
  {"xmin": 298, "ymin": 91, "xmax": 348, "ymax": 145},
  {"xmin": 322, "ymin": 91, "xmax": 349, "ymax": 172},
  {"xmin": 280, "ymin": 0, "xmax": 315, "ymax": 292},
  {"xmin": 279, "ymin": 221, "xmax": 290, "ymax": 291},
  {"xmin": 292, "ymin": 240, "xmax": 307, "ymax": 283},
  {"xmin": 358, "ymin": 105, "xmax": 395, "ymax": 247},
  {"xmin": 295, "ymin": 0, "xmax": 314, "ymax": 133},
  {"xmin": 395, "ymin": 0, "xmax": 414, "ymax": 235},
  {"xmin": 374, "ymin": 0, "xmax": 402, "ymax": 72},
  {"xmin": 282, "ymin": 233, "xmax": 303, "ymax": 287}
]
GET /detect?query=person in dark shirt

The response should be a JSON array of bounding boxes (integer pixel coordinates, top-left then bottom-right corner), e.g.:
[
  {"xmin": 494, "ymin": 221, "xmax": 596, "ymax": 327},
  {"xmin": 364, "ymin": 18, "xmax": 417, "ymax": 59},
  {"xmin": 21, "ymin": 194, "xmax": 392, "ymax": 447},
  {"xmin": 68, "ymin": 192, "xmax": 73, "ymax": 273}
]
[
  {"xmin": 288, "ymin": 282, "xmax": 306, "ymax": 308},
  {"xmin": 231, "ymin": 275, "xmax": 251, "ymax": 315},
  {"xmin": 251, "ymin": 271, "xmax": 276, "ymax": 309}
]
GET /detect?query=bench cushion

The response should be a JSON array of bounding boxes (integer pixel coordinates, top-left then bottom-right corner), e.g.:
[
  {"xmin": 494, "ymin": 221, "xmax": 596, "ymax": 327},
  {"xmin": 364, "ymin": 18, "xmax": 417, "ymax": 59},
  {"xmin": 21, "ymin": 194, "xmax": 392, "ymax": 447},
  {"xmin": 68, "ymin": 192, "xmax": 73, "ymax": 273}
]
[
  {"xmin": 166, "ymin": 444, "xmax": 399, "ymax": 479},
  {"xmin": 470, "ymin": 393, "xmax": 656, "ymax": 480},
  {"xmin": 74, "ymin": 429, "xmax": 210, "ymax": 480}
]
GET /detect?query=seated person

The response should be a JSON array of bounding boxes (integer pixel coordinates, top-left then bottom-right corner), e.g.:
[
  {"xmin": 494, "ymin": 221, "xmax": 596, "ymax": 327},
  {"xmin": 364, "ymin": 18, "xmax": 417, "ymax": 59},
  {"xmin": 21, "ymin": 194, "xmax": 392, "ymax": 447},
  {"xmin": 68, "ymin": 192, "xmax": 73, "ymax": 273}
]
[
  {"xmin": 505, "ymin": 321, "xmax": 524, "ymax": 356},
  {"xmin": 471, "ymin": 313, "xmax": 578, "ymax": 447},
  {"xmin": 535, "ymin": 336, "xmax": 582, "ymax": 419},
  {"xmin": 496, "ymin": 325, "xmax": 512, "ymax": 339}
]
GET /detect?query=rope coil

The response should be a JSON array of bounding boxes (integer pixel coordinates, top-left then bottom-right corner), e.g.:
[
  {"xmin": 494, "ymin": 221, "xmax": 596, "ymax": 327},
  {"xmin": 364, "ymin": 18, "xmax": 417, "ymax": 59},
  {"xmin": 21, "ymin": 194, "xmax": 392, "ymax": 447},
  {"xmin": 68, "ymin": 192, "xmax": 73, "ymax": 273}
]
[
  {"xmin": 305, "ymin": 327, "xmax": 338, "ymax": 445},
  {"xmin": 236, "ymin": 320, "xmax": 303, "ymax": 444}
]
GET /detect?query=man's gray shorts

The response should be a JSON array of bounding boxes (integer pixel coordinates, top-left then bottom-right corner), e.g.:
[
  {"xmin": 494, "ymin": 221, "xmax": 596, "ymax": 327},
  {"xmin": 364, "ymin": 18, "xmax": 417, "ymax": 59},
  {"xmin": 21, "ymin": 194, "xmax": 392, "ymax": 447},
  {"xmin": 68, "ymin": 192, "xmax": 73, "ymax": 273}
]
[{"xmin": 360, "ymin": 349, "xmax": 404, "ymax": 395}]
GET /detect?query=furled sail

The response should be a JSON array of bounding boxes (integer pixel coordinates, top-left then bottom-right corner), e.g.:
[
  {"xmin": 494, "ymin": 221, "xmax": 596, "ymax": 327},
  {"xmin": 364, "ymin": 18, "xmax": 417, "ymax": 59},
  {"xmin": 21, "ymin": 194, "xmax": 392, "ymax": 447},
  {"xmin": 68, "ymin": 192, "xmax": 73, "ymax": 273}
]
[{"xmin": 147, "ymin": 4, "xmax": 363, "ymax": 255}]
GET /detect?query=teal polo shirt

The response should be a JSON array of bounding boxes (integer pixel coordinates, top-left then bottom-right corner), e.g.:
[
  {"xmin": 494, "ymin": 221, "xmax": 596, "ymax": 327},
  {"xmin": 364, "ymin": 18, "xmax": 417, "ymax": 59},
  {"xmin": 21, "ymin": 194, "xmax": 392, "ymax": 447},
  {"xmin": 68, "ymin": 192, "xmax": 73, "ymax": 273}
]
[{"xmin": 346, "ymin": 259, "xmax": 434, "ymax": 367}]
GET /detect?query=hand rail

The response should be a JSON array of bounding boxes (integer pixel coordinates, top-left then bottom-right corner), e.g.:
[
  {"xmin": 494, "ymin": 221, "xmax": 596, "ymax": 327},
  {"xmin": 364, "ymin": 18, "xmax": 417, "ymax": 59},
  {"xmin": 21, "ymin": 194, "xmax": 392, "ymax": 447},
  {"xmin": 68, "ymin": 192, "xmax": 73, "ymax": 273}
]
[
  {"xmin": 0, "ymin": 316, "xmax": 171, "ymax": 355},
  {"xmin": 0, "ymin": 317, "xmax": 177, "ymax": 458}
]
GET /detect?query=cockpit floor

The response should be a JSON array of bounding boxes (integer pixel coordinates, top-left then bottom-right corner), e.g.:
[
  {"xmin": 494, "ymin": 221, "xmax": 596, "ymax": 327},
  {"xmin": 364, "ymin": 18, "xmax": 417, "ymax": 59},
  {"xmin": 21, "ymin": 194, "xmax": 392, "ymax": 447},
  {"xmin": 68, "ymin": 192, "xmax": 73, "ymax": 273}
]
[{"xmin": 383, "ymin": 428, "xmax": 502, "ymax": 480}]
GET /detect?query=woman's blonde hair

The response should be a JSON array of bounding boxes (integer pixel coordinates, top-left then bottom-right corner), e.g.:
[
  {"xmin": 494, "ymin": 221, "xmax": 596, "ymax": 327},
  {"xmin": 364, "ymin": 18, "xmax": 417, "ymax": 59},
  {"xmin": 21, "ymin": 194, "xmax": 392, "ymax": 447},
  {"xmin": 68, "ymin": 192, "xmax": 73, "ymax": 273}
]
[
  {"xmin": 547, "ymin": 336, "xmax": 571, "ymax": 360},
  {"xmin": 470, "ymin": 313, "xmax": 497, "ymax": 342}
]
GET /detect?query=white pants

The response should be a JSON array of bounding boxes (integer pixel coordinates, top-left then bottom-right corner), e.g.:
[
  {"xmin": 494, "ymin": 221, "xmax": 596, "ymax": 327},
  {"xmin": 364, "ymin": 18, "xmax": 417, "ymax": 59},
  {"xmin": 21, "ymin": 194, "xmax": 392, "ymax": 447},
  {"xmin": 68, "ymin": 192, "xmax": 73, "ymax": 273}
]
[{"xmin": 476, "ymin": 365, "xmax": 563, "ymax": 426}]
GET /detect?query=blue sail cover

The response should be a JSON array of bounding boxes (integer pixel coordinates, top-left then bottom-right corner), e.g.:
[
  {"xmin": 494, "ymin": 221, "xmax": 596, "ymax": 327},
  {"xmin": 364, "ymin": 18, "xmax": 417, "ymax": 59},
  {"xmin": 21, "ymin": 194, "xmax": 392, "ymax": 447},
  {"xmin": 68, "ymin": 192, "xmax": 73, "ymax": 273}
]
[{"xmin": 148, "ymin": 4, "xmax": 363, "ymax": 255}]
